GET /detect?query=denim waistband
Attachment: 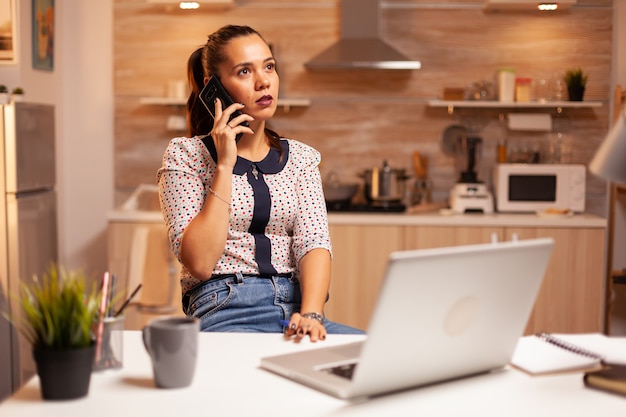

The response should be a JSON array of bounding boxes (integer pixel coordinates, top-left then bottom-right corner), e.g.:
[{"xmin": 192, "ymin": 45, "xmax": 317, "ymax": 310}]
[
  {"xmin": 210, "ymin": 272, "xmax": 293, "ymax": 281},
  {"xmin": 182, "ymin": 272, "xmax": 294, "ymax": 314}
]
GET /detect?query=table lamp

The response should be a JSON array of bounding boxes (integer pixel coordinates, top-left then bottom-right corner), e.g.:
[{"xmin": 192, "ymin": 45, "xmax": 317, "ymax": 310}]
[{"xmin": 590, "ymin": 108, "xmax": 626, "ymax": 185}]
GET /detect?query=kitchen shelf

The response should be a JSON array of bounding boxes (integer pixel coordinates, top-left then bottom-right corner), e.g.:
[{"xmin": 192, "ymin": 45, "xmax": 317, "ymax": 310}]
[
  {"xmin": 146, "ymin": 0, "xmax": 235, "ymax": 9},
  {"xmin": 139, "ymin": 97, "xmax": 311, "ymax": 112},
  {"xmin": 428, "ymin": 99, "xmax": 603, "ymax": 114}
]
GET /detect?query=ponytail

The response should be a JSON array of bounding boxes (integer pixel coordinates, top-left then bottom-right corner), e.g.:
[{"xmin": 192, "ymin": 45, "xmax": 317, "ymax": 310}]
[{"xmin": 186, "ymin": 47, "xmax": 212, "ymax": 137}]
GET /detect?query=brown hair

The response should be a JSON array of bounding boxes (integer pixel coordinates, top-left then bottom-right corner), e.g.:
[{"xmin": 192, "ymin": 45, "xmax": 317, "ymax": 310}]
[{"xmin": 186, "ymin": 25, "xmax": 282, "ymax": 153}]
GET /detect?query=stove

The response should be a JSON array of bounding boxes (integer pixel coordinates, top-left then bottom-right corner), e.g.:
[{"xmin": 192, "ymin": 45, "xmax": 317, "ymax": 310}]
[{"xmin": 326, "ymin": 201, "xmax": 406, "ymax": 213}]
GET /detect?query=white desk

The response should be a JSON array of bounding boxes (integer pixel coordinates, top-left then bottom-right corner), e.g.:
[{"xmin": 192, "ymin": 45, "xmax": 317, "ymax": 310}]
[{"xmin": 1, "ymin": 332, "xmax": 624, "ymax": 416}]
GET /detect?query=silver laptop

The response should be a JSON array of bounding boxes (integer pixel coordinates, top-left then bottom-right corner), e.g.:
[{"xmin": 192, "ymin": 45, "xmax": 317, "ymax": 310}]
[{"xmin": 260, "ymin": 237, "xmax": 554, "ymax": 400}]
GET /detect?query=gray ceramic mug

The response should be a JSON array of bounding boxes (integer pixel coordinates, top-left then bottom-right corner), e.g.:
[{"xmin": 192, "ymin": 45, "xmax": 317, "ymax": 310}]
[{"xmin": 142, "ymin": 316, "xmax": 200, "ymax": 389}]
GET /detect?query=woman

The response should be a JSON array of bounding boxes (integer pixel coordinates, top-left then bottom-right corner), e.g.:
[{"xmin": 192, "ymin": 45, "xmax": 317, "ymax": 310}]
[{"xmin": 157, "ymin": 25, "xmax": 363, "ymax": 342}]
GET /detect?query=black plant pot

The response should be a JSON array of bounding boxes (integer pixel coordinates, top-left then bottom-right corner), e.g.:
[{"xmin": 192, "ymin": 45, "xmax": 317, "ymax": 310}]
[
  {"xmin": 33, "ymin": 344, "xmax": 95, "ymax": 400},
  {"xmin": 567, "ymin": 85, "xmax": 585, "ymax": 101}
]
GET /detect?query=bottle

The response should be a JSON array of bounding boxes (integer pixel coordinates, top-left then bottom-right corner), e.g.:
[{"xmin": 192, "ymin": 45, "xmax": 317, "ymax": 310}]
[
  {"xmin": 497, "ymin": 69, "xmax": 516, "ymax": 102},
  {"xmin": 495, "ymin": 114, "xmax": 508, "ymax": 163},
  {"xmin": 497, "ymin": 141, "xmax": 508, "ymax": 163}
]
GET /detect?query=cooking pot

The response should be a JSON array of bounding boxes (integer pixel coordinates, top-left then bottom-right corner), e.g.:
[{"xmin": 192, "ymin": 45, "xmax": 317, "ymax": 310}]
[{"xmin": 360, "ymin": 160, "xmax": 409, "ymax": 202}]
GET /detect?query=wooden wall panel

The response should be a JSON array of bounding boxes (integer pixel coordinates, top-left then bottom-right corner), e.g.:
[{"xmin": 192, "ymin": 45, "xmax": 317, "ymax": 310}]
[{"xmin": 113, "ymin": 0, "xmax": 613, "ymax": 215}]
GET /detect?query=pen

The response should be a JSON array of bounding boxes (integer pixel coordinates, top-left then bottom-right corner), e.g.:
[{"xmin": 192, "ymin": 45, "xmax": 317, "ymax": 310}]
[
  {"xmin": 279, "ymin": 319, "xmax": 290, "ymax": 327},
  {"xmin": 106, "ymin": 273, "xmax": 117, "ymax": 317},
  {"xmin": 95, "ymin": 272, "xmax": 111, "ymax": 363},
  {"xmin": 114, "ymin": 283, "xmax": 142, "ymax": 317}
]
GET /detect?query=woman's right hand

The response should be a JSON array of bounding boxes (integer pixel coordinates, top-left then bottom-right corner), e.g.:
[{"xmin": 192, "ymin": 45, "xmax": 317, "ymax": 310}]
[{"xmin": 211, "ymin": 98, "xmax": 254, "ymax": 168}]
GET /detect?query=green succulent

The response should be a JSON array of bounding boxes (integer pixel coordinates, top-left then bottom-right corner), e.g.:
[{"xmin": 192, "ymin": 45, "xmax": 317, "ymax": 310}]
[
  {"xmin": 11, "ymin": 87, "xmax": 24, "ymax": 94},
  {"xmin": 564, "ymin": 67, "xmax": 588, "ymax": 88},
  {"xmin": 0, "ymin": 85, "xmax": 8, "ymax": 93},
  {"xmin": 10, "ymin": 265, "xmax": 101, "ymax": 350}
]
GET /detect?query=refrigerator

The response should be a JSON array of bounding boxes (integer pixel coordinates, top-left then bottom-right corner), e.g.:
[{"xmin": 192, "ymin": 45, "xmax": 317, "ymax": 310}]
[{"xmin": 0, "ymin": 102, "xmax": 58, "ymax": 401}]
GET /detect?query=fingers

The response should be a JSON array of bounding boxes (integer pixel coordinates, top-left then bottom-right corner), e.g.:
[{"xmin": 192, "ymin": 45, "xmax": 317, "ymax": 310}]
[
  {"xmin": 213, "ymin": 99, "xmax": 254, "ymax": 140},
  {"xmin": 226, "ymin": 113, "xmax": 254, "ymax": 133},
  {"xmin": 283, "ymin": 314, "xmax": 327, "ymax": 343}
]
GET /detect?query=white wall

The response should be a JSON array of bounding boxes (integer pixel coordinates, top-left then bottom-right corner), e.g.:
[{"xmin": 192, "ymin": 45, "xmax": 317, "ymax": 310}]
[
  {"xmin": 57, "ymin": 1, "xmax": 113, "ymax": 274},
  {"xmin": 0, "ymin": 0, "xmax": 114, "ymax": 275}
]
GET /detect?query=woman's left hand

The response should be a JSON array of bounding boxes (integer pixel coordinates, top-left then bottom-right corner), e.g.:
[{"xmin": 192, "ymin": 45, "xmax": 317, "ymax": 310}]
[{"xmin": 283, "ymin": 313, "xmax": 326, "ymax": 342}]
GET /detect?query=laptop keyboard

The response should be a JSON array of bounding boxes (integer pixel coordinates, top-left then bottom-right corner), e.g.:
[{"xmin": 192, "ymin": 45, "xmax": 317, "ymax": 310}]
[{"xmin": 326, "ymin": 363, "xmax": 358, "ymax": 380}]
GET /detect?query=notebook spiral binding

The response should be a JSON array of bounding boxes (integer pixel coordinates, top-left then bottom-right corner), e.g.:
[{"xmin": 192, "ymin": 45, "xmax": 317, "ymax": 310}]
[{"xmin": 537, "ymin": 333, "xmax": 605, "ymax": 361}]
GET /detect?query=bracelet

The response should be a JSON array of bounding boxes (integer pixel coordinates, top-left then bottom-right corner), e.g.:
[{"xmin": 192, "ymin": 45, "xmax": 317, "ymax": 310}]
[
  {"xmin": 301, "ymin": 312, "xmax": 325, "ymax": 326},
  {"xmin": 208, "ymin": 187, "xmax": 230, "ymax": 209}
]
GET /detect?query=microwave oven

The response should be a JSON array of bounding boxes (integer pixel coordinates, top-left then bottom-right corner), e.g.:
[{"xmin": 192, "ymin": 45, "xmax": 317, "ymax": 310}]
[{"xmin": 493, "ymin": 163, "xmax": 586, "ymax": 213}]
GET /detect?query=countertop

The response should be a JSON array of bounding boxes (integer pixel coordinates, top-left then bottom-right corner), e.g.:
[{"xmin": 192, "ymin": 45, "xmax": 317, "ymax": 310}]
[
  {"xmin": 327, "ymin": 211, "xmax": 607, "ymax": 228},
  {"xmin": 109, "ymin": 185, "xmax": 606, "ymax": 229},
  {"xmin": 108, "ymin": 209, "xmax": 606, "ymax": 228}
]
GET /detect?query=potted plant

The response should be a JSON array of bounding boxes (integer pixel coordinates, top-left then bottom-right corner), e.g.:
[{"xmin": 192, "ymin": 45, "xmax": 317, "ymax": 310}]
[
  {"xmin": 564, "ymin": 67, "xmax": 588, "ymax": 101},
  {"xmin": 8, "ymin": 265, "xmax": 101, "ymax": 400},
  {"xmin": 10, "ymin": 87, "xmax": 24, "ymax": 102},
  {"xmin": 0, "ymin": 85, "xmax": 8, "ymax": 104}
]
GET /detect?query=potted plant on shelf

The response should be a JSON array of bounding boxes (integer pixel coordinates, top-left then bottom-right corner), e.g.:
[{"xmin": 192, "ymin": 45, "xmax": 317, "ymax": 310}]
[
  {"xmin": 564, "ymin": 67, "xmax": 588, "ymax": 101},
  {"xmin": 0, "ymin": 85, "xmax": 8, "ymax": 104},
  {"xmin": 10, "ymin": 87, "xmax": 24, "ymax": 102},
  {"xmin": 7, "ymin": 265, "xmax": 101, "ymax": 400}
]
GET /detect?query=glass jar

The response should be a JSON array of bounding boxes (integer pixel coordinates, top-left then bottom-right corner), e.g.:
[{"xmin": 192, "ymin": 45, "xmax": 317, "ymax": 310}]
[{"xmin": 515, "ymin": 77, "xmax": 532, "ymax": 102}]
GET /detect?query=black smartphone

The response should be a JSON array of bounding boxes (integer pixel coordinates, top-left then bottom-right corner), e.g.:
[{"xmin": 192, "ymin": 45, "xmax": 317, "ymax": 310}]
[{"xmin": 199, "ymin": 75, "xmax": 249, "ymax": 142}]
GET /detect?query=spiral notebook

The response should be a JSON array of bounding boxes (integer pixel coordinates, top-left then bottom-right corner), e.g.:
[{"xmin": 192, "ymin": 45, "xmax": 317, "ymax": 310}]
[{"xmin": 511, "ymin": 333, "xmax": 626, "ymax": 375}]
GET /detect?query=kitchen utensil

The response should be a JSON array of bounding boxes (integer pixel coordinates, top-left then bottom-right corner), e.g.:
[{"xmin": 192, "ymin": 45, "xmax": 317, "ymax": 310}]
[
  {"xmin": 360, "ymin": 160, "xmax": 409, "ymax": 202},
  {"xmin": 411, "ymin": 151, "xmax": 432, "ymax": 206},
  {"xmin": 411, "ymin": 179, "xmax": 432, "ymax": 206},
  {"xmin": 449, "ymin": 183, "xmax": 494, "ymax": 214},
  {"xmin": 323, "ymin": 171, "xmax": 359, "ymax": 202},
  {"xmin": 456, "ymin": 135, "xmax": 483, "ymax": 183},
  {"xmin": 441, "ymin": 124, "xmax": 466, "ymax": 155},
  {"xmin": 412, "ymin": 151, "xmax": 427, "ymax": 179}
]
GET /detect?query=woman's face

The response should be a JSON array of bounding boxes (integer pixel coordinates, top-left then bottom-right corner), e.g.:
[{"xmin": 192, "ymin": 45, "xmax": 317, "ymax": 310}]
[{"xmin": 216, "ymin": 34, "xmax": 279, "ymax": 123}]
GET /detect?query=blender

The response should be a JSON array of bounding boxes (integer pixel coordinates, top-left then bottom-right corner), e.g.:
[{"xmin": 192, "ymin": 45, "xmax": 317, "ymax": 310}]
[{"xmin": 449, "ymin": 135, "xmax": 494, "ymax": 213}]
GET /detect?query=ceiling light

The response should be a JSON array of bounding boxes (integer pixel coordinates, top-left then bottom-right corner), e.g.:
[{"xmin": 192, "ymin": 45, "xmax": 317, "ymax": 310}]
[
  {"xmin": 179, "ymin": 1, "xmax": 199, "ymax": 9},
  {"xmin": 538, "ymin": 3, "xmax": 558, "ymax": 11}
]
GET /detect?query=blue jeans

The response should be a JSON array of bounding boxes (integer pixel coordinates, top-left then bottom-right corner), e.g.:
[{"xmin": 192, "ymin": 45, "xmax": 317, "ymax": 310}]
[{"xmin": 183, "ymin": 272, "xmax": 365, "ymax": 334}]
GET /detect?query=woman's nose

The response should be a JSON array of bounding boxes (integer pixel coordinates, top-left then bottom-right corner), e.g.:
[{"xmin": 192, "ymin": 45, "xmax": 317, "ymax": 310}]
[{"xmin": 256, "ymin": 77, "xmax": 270, "ymax": 90}]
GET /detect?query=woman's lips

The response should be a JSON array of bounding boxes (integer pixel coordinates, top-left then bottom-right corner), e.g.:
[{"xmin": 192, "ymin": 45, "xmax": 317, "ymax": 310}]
[{"xmin": 256, "ymin": 95, "xmax": 273, "ymax": 106}]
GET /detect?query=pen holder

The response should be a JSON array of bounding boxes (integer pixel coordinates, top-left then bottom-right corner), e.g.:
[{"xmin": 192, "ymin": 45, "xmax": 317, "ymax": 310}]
[{"xmin": 93, "ymin": 315, "xmax": 125, "ymax": 372}]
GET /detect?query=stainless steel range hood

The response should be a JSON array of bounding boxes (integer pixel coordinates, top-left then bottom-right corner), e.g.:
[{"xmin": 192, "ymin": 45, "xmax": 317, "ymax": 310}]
[{"xmin": 304, "ymin": 0, "xmax": 421, "ymax": 70}]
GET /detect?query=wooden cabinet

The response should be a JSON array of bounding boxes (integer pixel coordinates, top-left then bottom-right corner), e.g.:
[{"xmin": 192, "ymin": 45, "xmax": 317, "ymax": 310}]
[
  {"xmin": 505, "ymin": 227, "xmax": 605, "ymax": 335},
  {"xmin": 326, "ymin": 222, "xmax": 605, "ymax": 335},
  {"xmin": 404, "ymin": 226, "xmax": 503, "ymax": 249},
  {"xmin": 325, "ymin": 225, "xmax": 404, "ymax": 330}
]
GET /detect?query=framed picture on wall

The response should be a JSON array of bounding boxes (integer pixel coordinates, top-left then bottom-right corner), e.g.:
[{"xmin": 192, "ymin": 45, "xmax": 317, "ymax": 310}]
[
  {"xmin": 0, "ymin": 0, "xmax": 17, "ymax": 64},
  {"xmin": 32, "ymin": 0, "xmax": 54, "ymax": 71}
]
